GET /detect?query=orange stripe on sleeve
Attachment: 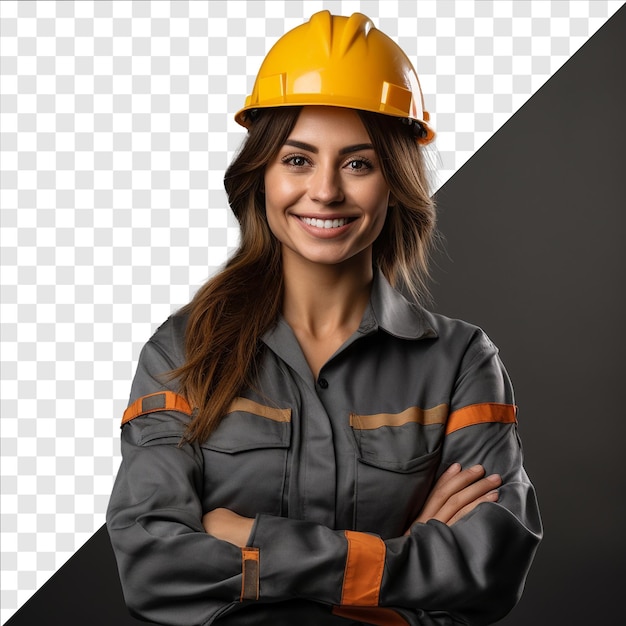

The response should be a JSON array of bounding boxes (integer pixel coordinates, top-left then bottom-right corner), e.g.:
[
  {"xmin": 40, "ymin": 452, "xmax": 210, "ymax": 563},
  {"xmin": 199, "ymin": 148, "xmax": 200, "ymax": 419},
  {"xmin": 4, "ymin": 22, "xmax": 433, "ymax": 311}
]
[
  {"xmin": 445, "ymin": 402, "xmax": 517, "ymax": 435},
  {"xmin": 121, "ymin": 391, "xmax": 193, "ymax": 426},
  {"xmin": 341, "ymin": 530, "xmax": 386, "ymax": 607}
]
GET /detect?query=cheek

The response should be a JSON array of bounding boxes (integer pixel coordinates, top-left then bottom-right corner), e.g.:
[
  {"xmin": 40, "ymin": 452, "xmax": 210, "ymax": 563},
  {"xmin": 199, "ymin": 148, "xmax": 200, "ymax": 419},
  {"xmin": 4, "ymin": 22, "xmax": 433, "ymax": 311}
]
[
  {"xmin": 263, "ymin": 176, "xmax": 280, "ymax": 224},
  {"xmin": 363, "ymin": 195, "xmax": 391, "ymax": 245},
  {"xmin": 369, "ymin": 190, "xmax": 391, "ymax": 229},
  {"xmin": 371, "ymin": 207, "xmax": 389, "ymax": 240},
  {"xmin": 264, "ymin": 173, "xmax": 297, "ymax": 216},
  {"xmin": 263, "ymin": 198, "xmax": 281, "ymax": 239},
  {"xmin": 263, "ymin": 187, "xmax": 291, "ymax": 243}
]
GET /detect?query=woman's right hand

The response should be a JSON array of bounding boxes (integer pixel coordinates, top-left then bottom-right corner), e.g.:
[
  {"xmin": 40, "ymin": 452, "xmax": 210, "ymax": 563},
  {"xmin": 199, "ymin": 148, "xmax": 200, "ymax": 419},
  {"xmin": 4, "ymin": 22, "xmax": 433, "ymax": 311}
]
[{"xmin": 404, "ymin": 463, "xmax": 502, "ymax": 533}]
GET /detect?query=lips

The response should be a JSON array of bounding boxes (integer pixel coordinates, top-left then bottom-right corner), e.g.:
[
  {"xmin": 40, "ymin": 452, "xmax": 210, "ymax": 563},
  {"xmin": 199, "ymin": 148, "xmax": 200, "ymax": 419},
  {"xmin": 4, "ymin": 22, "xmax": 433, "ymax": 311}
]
[{"xmin": 298, "ymin": 216, "xmax": 356, "ymax": 229}]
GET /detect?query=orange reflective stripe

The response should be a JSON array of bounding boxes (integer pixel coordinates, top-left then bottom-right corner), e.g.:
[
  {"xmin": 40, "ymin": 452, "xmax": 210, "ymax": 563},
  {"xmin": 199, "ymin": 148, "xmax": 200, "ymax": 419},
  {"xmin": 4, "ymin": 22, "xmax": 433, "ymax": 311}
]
[
  {"xmin": 332, "ymin": 607, "xmax": 409, "ymax": 625},
  {"xmin": 341, "ymin": 530, "xmax": 386, "ymax": 607},
  {"xmin": 240, "ymin": 547, "xmax": 260, "ymax": 601},
  {"xmin": 446, "ymin": 402, "xmax": 517, "ymax": 435},
  {"xmin": 121, "ymin": 391, "xmax": 193, "ymax": 426}
]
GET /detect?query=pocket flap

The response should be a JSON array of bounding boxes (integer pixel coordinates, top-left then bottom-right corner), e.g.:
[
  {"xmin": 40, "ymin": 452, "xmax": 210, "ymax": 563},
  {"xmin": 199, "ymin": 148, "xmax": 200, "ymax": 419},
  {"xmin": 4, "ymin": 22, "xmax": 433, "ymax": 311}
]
[{"xmin": 201, "ymin": 397, "xmax": 291, "ymax": 453}]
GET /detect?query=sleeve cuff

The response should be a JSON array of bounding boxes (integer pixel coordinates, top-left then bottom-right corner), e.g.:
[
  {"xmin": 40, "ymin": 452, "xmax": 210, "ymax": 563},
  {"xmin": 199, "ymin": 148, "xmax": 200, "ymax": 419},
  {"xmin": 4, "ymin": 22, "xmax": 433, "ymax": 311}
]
[
  {"xmin": 341, "ymin": 530, "xmax": 386, "ymax": 606},
  {"xmin": 240, "ymin": 547, "xmax": 260, "ymax": 601}
]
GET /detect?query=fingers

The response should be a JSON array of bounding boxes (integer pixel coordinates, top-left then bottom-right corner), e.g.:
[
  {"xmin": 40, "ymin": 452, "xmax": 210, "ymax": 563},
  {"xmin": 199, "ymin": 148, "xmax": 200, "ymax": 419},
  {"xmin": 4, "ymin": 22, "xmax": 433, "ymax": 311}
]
[
  {"xmin": 417, "ymin": 464, "xmax": 484, "ymax": 521},
  {"xmin": 414, "ymin": 464, "xmax": 502, "ymax": 526},
  {"xmin": 412, "ymin": 463, "xmax": 463, "ymax": 523},
  {"xmin": 447, "ymin": 489, "xmax": 499, "ymax": 526},
  {"xmin": 434, "ymin": 472, "xmax": 501, "ymax": 525}
]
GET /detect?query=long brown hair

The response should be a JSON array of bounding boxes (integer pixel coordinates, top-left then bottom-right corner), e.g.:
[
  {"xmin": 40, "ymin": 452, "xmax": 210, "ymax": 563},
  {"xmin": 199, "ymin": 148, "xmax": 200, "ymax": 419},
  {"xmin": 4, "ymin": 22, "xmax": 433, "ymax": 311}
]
[{"xmin": 172, "ymin": 106, "xmax": 436, "ymax": 443}]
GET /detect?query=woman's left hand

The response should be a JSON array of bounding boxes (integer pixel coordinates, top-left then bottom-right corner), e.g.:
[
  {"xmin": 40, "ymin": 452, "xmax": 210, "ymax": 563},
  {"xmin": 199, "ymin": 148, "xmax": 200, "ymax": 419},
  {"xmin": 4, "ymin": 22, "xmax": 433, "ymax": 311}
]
[
  {"xmin": 404, "ymin": 463, "xmax": 501, "ymax": 533},
  {"xmin": 202, "ymin": 508, "xmax": 255, "ymax": 547}
]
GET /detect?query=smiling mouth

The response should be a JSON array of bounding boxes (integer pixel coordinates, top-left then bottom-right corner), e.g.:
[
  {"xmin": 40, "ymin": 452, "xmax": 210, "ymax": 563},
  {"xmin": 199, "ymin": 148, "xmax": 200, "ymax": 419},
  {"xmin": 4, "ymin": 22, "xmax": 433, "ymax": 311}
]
[{"xmin": 298, "ymin": 216, "xmax": 356, "ymax": 229}]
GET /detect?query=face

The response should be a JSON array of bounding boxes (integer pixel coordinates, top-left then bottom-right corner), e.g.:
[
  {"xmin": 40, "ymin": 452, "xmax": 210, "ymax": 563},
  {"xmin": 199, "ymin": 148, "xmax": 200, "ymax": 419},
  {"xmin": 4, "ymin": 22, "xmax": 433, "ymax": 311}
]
[{"xmin": 263, "ymin": 106, "xmax": 390, "ymax": 271}]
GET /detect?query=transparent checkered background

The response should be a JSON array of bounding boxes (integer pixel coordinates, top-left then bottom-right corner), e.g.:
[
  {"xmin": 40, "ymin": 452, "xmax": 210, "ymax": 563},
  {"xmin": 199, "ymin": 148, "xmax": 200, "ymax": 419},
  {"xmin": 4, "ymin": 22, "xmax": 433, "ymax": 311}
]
[{"xmin": 1, "ymin": 0, "xmax": 623, "ymax": 621}]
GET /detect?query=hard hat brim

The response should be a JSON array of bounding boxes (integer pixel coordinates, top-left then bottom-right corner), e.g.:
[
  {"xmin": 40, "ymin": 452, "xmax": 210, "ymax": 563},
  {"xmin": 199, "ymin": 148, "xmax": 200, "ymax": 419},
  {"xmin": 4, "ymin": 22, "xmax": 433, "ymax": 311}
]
[{"xmin": 235, "ymin": 102, "xmax": 436, "ymax": 145}]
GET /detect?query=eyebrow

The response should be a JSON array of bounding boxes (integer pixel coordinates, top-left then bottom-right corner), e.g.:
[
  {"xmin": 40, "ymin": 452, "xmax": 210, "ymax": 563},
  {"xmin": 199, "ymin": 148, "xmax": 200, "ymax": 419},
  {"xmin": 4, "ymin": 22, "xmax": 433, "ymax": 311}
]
[{"xmin": 284, "ymin": 139, "xmax": 375, "ymax": 155}]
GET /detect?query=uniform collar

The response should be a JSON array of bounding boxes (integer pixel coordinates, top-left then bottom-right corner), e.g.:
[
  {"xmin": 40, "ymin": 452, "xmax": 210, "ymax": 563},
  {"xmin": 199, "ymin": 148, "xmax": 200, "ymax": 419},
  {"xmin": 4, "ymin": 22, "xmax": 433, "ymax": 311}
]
[
  {"xmin": 261, "ymin": 270, "xmax": 437, "ymax": 351},
  {"xmin": 260, "ymin": 270, "xmax": 436, "ymax": 383},
  {"xmin": 361, "ymin": 270, "xmax": 437, "ymax": 340}
]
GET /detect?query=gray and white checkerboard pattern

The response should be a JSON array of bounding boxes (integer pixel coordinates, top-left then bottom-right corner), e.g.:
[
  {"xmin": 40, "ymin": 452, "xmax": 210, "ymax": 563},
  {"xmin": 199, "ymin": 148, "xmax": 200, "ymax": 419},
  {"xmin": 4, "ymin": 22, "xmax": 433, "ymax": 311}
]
[{"xmin": 1, "ymin": 0, "xmax": 623, "ymax": 620}]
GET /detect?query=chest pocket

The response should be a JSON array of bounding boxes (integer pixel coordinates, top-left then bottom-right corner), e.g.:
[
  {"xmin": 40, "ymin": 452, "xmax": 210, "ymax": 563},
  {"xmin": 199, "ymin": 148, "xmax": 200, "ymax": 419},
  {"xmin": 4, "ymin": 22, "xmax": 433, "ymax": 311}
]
[
  {"xmin": 200, "ymin": 397, "xmax": 291, "ymax": 518},
  {"xmin": 350, "ymin": 405, "xmax": 447, "ymax": 537}
]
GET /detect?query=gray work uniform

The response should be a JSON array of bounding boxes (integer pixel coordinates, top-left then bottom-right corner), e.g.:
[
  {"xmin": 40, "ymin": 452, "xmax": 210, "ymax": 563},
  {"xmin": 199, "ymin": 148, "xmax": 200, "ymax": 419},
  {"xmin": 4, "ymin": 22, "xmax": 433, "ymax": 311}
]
[{"xmin": 106, "ymin": 272, "xmax": 542, "ymax": 626}]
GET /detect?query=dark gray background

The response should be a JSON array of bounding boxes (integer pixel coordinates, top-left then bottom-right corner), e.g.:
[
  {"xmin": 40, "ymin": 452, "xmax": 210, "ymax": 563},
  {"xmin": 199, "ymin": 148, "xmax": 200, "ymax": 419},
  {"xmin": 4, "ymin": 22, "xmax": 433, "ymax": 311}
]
[
  {"xmin": 6, "ymin": 6, "xmax": 625, "ymax": 625},
  {"xmin": 430, "ymin": 6, "xmax": 626, "ymax": 623}
]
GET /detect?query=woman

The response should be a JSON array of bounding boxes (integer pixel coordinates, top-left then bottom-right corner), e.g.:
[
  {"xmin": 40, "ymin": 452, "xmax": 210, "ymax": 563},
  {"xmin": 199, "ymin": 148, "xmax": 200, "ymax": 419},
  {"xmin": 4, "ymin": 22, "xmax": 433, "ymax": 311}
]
[{"xmin": 107, "ymin": 12, "xmax": 541, "ymax": 626}]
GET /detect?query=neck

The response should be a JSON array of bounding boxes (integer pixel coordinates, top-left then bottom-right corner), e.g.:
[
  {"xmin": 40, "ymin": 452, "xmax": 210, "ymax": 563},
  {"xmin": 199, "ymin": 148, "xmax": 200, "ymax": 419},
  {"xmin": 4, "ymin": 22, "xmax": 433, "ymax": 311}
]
[{"xmin": 281, "ymin": 251, "xmax": 374, "ymax": 338}]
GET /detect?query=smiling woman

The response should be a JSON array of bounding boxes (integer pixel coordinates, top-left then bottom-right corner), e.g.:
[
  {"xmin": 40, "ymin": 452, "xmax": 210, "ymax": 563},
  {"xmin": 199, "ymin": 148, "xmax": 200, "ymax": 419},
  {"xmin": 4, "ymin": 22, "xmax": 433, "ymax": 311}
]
[{"xmin": 106, "ymin": 11, "xmax": 541, "ymax": 626}]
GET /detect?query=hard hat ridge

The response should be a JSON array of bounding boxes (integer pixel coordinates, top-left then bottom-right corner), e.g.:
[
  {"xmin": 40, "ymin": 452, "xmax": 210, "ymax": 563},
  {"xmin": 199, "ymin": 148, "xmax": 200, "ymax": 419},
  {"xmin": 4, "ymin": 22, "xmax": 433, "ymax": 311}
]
[
  {"xmin": 332, "ymin": 12, "xmax": 374, "ymax": 58},
  {"xmin": 235, "ymin": 11, "xmax": 435, "ymax": 145}
]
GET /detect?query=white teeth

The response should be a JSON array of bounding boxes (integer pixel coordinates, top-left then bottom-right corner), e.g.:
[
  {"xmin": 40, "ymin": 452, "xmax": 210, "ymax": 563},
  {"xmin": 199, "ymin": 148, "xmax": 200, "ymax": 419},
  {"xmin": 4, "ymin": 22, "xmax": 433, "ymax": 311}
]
[{"xmin": 301, "ymin": 217, "xmax": 351, "ymax": 229}]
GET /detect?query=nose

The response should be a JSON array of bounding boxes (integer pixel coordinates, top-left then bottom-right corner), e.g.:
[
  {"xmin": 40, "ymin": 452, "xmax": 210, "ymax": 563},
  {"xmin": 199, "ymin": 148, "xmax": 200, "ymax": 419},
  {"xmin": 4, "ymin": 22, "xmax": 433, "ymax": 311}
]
[{"xmin": 308, "ymin": 163, "xmax": 344, "ymax": 205}]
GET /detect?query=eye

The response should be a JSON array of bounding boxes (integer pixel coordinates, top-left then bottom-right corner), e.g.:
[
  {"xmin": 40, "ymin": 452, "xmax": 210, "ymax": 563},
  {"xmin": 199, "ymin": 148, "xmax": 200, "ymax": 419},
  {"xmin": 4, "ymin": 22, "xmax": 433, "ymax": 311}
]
[
  {"xmin": 281, "ymin": 154, "xmax": 310, "ymax": 168},
  {"xmin": 344, "ymin": 157, "xmax": 373, "ymax": 172}
]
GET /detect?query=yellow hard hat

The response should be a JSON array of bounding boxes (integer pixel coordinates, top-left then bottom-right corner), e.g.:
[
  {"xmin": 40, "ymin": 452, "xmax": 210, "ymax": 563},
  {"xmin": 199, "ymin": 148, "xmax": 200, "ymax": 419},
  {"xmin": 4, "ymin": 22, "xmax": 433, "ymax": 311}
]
[{"xmin": 235, "ymin": 11, "xmax": 435, "ymax": 145}]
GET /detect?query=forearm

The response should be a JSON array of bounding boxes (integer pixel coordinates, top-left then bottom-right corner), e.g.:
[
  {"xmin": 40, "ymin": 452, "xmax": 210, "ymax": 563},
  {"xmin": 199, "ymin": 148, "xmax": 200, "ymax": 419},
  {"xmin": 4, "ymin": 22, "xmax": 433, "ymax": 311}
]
[
  {"xmin": 239, "ymin": 423, "xmax": 540, "ymax": 624},
  {"xmin": 244, "ymin": 490, "xmax": 538, "ymax": 624},
  {"xmin": 107, "ymin": 424, "xmax": 244, "ymax": 624},
  {"xmin": 108, "ymin": 516, "xmax": 242, "ymax": 623}
]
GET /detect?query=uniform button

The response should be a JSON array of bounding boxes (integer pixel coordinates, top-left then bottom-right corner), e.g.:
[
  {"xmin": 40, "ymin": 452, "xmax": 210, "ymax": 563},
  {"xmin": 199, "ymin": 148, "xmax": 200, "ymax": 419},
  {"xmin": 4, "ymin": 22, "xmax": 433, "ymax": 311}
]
[{"xmin": 318, "ymin": 377, "xmax": 329, "ymax": 389}]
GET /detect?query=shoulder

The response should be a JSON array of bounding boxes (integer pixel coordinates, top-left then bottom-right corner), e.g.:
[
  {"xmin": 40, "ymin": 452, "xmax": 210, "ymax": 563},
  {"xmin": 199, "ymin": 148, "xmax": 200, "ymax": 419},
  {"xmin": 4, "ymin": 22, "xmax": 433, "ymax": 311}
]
[
  {"xmin": 422, "ymin": 309, "xmax": 498, "ymax": 357},
  {"xmin": 136, "ymin": 312, "xmax": 189, "ymax": 373},
  {"xmin": 127, "ymin": 312, "xmax": 189, "ymax": 405},
  {"xmin": 371, "ymin": 273, "xmax": 496, "ymax": 357},
  {"xmin": 145, "ymin": 312, "xmax": 188, "ymax": 366}
]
